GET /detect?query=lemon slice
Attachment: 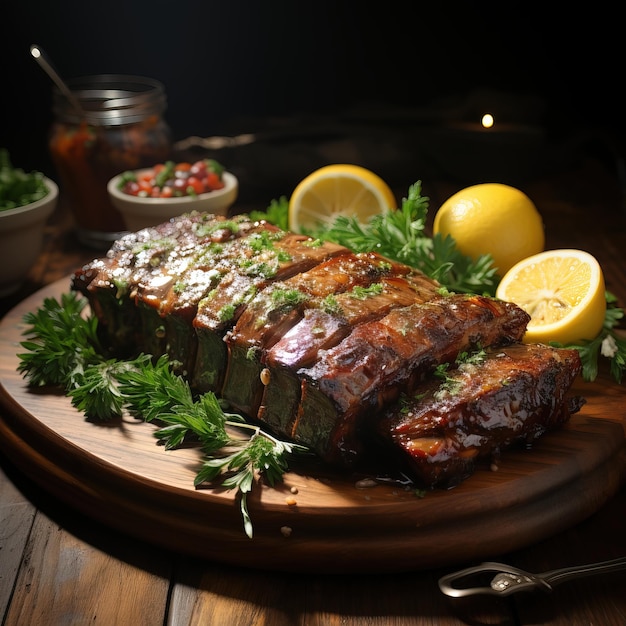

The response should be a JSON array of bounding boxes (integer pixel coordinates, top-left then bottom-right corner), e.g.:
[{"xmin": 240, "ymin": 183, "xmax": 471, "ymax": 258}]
[
  {"xmin": 496, "ymin": 249, "xmax": 606, "ymax": 344},
  {"xmin": 288, "ymin": 164, "xmax": 396, "ymax": 233}
]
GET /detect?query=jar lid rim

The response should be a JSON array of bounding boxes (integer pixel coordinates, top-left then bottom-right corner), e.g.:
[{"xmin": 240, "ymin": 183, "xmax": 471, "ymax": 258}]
[{"xmin": 52, "ymin": 74, "xmax": 167, "ymax": 126}]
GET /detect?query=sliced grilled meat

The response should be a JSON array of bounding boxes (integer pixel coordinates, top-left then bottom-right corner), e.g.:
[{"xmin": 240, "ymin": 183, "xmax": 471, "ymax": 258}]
[
  {"xmin": 377, "ymin": 343, "xmax": 584, "ymax": 488},
  {"xmin": 72, "ymin": 213, "xmax": 269, "ymax": 356},
  {"xmin": 222, "ymin": 252, "xmax": 422, "ymax": 417},
  {"xmin": 71, "ymin": 212, "xmax": 583, "ymax": 487},
  {"xmin": 258, "ymin": 272, "xmax": 442, "ymax": 438},
  {"xmin": 291, "ymin": 295, "xmax": 530, "ymax": 466}
]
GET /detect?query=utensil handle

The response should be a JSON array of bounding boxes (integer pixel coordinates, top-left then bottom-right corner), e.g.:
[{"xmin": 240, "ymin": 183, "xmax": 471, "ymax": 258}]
[
  {"xmin": 30, "ymin": 44, "xmax": 85, "ymax": 119},
  {"xmin": 543, "ymin": 557, "xmax": 626, "ymax": 588}
]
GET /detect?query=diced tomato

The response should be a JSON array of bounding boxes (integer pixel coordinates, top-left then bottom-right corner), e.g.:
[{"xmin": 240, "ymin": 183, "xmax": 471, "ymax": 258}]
[
  {"xmin": 138, "ymin": 180, "xmax": 153, "ymax": 194},
  {"xmin": 185, "ymin": 176, "xmax": 205, "ymax": 195},
  {"xmin": 205, "ymin": 172, "xmax": 224, "ymax": 190},
  {"xmin": 119, "ymin": 159, "xmax": 226, "ymax": 198}
]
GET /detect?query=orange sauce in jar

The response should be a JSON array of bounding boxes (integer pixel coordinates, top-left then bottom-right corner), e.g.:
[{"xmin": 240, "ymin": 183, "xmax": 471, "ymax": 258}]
[{"xmin": 49, "ymin": 75, "xmax": 172, "ymax": 248}]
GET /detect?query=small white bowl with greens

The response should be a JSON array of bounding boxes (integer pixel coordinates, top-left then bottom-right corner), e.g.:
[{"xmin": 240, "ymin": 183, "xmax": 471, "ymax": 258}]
[{"xmin": 0, "ymin": 149, "xmax": 58, "ymax": 296}]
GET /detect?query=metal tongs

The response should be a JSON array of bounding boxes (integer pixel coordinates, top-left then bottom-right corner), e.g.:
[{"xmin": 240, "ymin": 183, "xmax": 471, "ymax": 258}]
[{"xmin": 438, "ymin": 557, "xmax": 626, "ymax": 597}]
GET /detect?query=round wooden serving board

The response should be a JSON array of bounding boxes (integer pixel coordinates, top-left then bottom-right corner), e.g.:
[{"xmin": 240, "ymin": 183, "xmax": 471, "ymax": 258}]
[{"xmin": 1, "ymin": 278, "xmax": 625, "ymax": 573}]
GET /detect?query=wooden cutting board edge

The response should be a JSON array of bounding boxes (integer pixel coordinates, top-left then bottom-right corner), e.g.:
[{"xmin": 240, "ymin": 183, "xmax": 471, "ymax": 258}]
[{"xmin": 1, "ymin": 277, "xmax": 624, "ymax": 573}]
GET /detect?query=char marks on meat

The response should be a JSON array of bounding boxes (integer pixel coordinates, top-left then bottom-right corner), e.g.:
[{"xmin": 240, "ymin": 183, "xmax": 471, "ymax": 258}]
[
  {"xmin": 72, "ymin": 212, "xmax": 584, "ymax": 487},
  {"xmin": 294, "ymin": 294, "xmax": 531, "ymax": 465}
]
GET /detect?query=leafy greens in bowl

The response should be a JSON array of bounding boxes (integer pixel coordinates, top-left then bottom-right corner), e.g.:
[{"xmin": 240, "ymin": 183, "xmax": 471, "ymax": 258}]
[
  {"xmin": 0, "ymin": 149, "xmax": 50, "ymax": 211},
  {"xmin": 0, "ymin": 149, "xmax": 58, "ymax": 296}
]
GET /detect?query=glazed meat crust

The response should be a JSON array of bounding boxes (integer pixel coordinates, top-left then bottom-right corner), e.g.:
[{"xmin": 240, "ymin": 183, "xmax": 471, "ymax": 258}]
[
  {"xmin": 378, "ymin": 343, "xmax": 584, "ymax": 488},
  {"xmin": 72, "ymin": 212, "xmax": 583, "ymax": 485}
]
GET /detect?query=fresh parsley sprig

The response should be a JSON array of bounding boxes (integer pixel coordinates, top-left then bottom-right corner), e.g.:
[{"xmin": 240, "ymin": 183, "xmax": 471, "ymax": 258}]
[
  {"xmin": 557, "ymin": 292, "xmax": 626, "ymax": 383},
  {"xmin": 195, "ymin": 422, "xmax": 300, "ymax": 539},
  {"xmin": 317, "ymin": 182, "xmax": 498, "ymax": 295},
  {"xmin": 18, "ymin": 292, "xmax": 140, "ymax": 420},
  {"xmin": 17, "ymin": 294, "xmax": 304, "ymax": 537},
  {"xmin": 258, "ymin": 182, "xmax": 499, "ymax": 295},
  {"xmin": 117, "ymin": 353, "xmax": 195, "ymax": 424},
  {"xmin": 117, "ymin": 358, "xmax": 307, "ymax": 537},
  {"xmin": 120, "ymin": 358, "xmax": 306, "ymax": 538},
  {"xmin": 249, "ymin": 196, "xmax": 290, "ymax": 231},
  {"xmin": 69, "ymin": 359, "xmax": 136, "ymax": 419},
  {"xmin": 18, "ymin": 292, "xmax": 105, "ymax": 389}
]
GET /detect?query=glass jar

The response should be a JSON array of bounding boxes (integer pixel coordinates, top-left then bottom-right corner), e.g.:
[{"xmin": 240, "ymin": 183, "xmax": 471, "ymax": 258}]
[{"xmin": 49, "ymin": 74, "xmax": 172, "ymax": 248}]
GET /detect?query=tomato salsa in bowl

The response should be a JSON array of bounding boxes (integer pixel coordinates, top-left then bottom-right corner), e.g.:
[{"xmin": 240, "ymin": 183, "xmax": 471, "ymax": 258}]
[{"xmin": 108, "ymin": 158, "xmax": 238, "ymax": 231}]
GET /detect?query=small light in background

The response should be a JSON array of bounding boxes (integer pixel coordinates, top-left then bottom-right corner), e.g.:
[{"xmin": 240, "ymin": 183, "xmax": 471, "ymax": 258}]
[{"xmin": 481, "ymin": 113, "xmax": 494, "ymax": 129}]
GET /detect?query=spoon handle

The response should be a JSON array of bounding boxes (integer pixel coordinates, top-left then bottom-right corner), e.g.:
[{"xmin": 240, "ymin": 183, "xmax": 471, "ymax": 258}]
[
  {"xmin": 439, "ymin": 557, "xmax": 626, "ymax": 597},
  {"xmin": 542, "ymin": 556, "xmax": 626, "ymax": 588},
  {"xmin": 30, "ymin": 44, "xmax": 84, "ymax": 118}
]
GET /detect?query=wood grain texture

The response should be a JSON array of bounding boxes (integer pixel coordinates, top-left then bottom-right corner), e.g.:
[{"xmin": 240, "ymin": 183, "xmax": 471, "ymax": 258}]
[
  {"xmin": 0, "ymin": 466, "xmax": 36, "ymax": 619},
  {"xmin": 1, "ymin": 278, "xmax": 625, "ymax": 574},
  {"xmin": 167, "ymin": 558, "xmax": 487, "ymax": 626},
  {"xmin": 2, "ymin": 509, "xmax": 171, "ymax": 626},
  {"xmin": 1, "ymin": 464, "xmax": 508, "ymax": 626}
]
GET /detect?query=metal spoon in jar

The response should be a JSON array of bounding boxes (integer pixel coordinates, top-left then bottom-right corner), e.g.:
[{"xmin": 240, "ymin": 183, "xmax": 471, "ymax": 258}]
[
  {"xmin": 438, "ymin": 557, "xmax": 626, "ymax": 598},
  {"xmin": 30, "ymin": 44, "xmax": 85, "ymax": 119}
]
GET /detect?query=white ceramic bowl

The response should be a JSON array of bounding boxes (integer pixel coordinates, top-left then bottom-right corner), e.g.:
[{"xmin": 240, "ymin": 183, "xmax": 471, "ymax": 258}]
[
  {"xmin": 0, "ymin": 177, "xmax": 58, "ymax": 296},
  {"xmin": 107, "ymin": 169, "xmax": 238, "ymax": 232}
]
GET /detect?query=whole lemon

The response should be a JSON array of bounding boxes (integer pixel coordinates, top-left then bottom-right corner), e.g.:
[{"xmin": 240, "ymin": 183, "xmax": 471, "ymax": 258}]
[{"xmin": 433, "ymin": 183, "xmax": 545, "ymax": 276}]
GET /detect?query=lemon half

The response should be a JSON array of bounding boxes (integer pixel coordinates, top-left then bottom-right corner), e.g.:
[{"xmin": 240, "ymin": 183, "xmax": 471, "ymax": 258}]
[
  {"xmin": 496, "ymin": 249, "xmax": 606, "ymax": 345},
  {"xmin": 288, "ymin": 164, "xmax": 396, "ymax": 233}
]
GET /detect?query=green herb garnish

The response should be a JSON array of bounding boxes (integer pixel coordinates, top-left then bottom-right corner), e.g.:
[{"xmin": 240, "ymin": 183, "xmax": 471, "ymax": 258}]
[
  {"xmin": 249, "ymin": 196, "xmax": 290, "ymax": 231},
  {"xmin": 431, "ymin": 349, "xmax": 487, "ymax": 398},
  {"xmin": 17, "ymin": 293, "xmax": 305, "ymax": 538},
  {"xmin": 349, "ymin": 283, "xmax": 384, "ymax": 299},
  {"xmin": 321, "ymin": 294, "xmax": 342, "ymax": 316},
  {"xmin": 154, "ymin": 160, "xmax": 176, "ymax": 188},
  {"xmin": 258, "ymin": 182, "xmax": 498, "ymax": 295},
  {"xmin": 0, "ymin": 148, "xmax": 49, "ymax": 210},
  {"xmin": 317, "ymin": 183, "xmax": 498, "ymax": 296},
  {"xmin": 117, "ymin": 355, "xmax": 306, "ymax": 538},
  {"xmin": 555, "ymin": 292, "xmax": 626, "ymax": 383},
  {"xmin": 270, "ymin": 287, "xmax": 309, "ymax": 308},
  {"xmin": 18, "ymin": 292, "xmax": 104, "ymax": 389}
]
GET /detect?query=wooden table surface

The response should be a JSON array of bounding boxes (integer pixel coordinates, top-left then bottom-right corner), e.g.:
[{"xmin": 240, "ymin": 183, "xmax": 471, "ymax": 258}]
[{"xmin": 2, "ymin": 155, "xmax": 626, "ymax": 625}]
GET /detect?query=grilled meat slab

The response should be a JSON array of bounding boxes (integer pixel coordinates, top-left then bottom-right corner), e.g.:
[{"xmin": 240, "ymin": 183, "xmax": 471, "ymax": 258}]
[
  {"xmin": 258, "ymin": 273, "xmax": 441, "ymax": 437},
  {"xmin": 224, "ymin": 251, "xmax": 439, "ymax": 419},
  {"xmin": 72, "ymin": 212, "xmax": 583, "ymax": 486},
  {"xmin": 72, "ymin": 213, "xmax": 275, "ymax": 357},
  {"xmin": 291, "ymin": 294, "xmax": 530, "ymax": 465},
  {"xmin": 377, "ymin": 343, "xmax": 584, "ymax": 488}
]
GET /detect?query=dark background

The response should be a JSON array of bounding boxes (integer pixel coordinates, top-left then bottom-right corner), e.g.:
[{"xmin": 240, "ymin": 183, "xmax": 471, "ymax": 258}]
[{"xmin": 2, "ymin": 1, "xmax": 624, "ymax": 200}]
